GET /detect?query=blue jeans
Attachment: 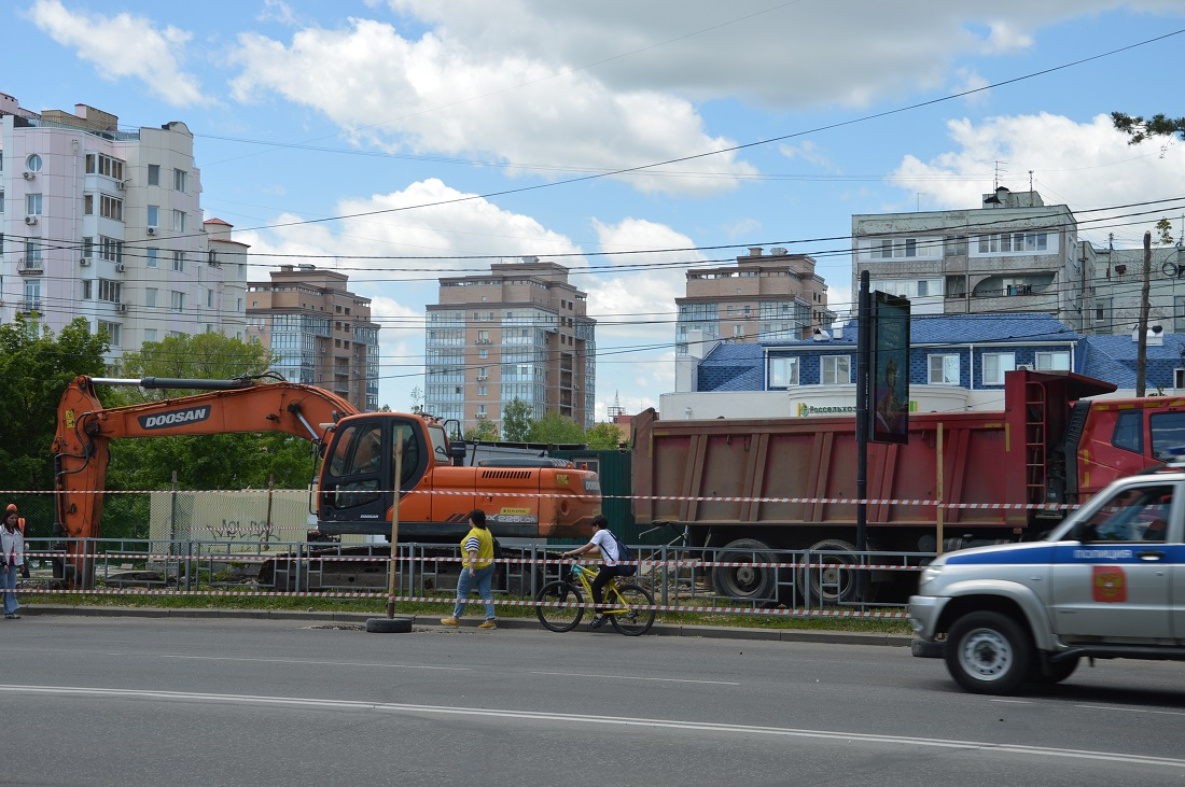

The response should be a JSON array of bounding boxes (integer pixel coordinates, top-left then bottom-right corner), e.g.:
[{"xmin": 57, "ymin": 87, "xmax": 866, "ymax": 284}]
[
  {"xmin": 1, "ymin": 564, "xmax": 19, "ymax": 615},
  {"xmin": 452, "ymin": 564, "xmax": 496, "ymax": 620}
]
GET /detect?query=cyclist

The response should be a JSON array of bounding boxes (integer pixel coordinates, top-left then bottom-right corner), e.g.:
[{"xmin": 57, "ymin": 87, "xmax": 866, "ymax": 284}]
[{"xmin": 561, "ymin": 515, "xmax": 623, "ymax": 629}]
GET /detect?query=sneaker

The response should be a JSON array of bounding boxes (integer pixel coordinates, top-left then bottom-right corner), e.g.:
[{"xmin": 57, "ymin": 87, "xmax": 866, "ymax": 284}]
[
  {"xmin": 588, "ymin": 616, "xmax": 606, "ymax": 630},
  {"xmin": 440, "ymin": 617, "xmax": 459, "ymax": 627},
  {"xmin": 4, "ymin": 614, "xmax": 17, "ymax": 620},
  {"xmin": 478, "ymin": 620, "xmax": 497, "ymax": 630}
]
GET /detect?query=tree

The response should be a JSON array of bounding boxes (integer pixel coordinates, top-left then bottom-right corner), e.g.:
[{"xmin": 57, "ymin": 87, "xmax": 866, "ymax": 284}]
[
  {"xmin": 1111, "ymin": 112, "xmax": 1185, "ymax": 145},
  {"xmin": 0, "ymin": 317, "xmax": 109, "ymax": 537},
  {"xmin": 409, "ymin": 386, "xmax": 424, "ymax": 414},
  {"xmin": 502, "ymin": 398, "xmax": 532, "ymax": 442},
  {"xmin": 463, "ymin": 420, "xmax": 500, "ymax": 441},
  {"xmin": 119, "ymin": 332, "xmax": 274, "ymax": 388},
  {"xmin": 585, "ymin": 421, "xmax": 625, "ymax": 449},
  {"xmin": 527, "ymin": 412, "xmax": 585, "ymax": 444}
]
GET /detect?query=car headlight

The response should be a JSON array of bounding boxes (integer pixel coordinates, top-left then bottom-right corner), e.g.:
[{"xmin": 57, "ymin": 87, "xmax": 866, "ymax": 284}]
[{"xmin": 919, "ymin": 564, "xmax": 944, "ymax": 588}]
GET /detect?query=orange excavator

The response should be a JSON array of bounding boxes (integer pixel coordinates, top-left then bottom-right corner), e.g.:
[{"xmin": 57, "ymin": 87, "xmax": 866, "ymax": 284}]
[{"xmin": 52, "ymin": 375, "xmax": 601, "ymax": 586}]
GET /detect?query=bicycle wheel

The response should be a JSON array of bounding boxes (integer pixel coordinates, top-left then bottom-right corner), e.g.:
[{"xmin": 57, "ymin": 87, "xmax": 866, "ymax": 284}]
[
  {"xmin": 535, "ymin": 580, "xmax": 585, "ymax": 632},
  {"xmin": 608, "ymin": 583, "xmax": 656, "ymax": 636}
]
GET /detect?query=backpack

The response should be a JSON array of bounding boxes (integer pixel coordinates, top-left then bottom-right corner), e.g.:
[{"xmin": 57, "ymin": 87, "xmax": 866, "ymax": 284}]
[{"xmin": 610, "ymin": 532, "xmax": 637, "ymax": 576}]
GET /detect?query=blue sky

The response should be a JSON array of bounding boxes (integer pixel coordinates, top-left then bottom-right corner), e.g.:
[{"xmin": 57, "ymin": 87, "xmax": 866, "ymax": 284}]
[{"xmin": 6, "ymin": 0, "xmax": 1185, "ymax": 418}]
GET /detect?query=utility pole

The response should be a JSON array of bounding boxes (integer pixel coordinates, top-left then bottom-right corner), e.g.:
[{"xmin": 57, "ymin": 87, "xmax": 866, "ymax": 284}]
[{"xmin": 1136, "ymin": 231, "xmax": 1152, "ymax": 397}]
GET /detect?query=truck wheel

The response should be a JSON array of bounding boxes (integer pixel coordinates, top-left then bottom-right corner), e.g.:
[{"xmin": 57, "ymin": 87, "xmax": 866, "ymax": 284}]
[
  {"xmin": 712, "ymin": 539, "xmax": 778, "ymax": 602},
  {"xmin": 801, "ymin": 539, "xmax": 859, "ymax": 605},
  {"xmin": 945, "ymin": 611, "xmax": 1032, "ymax": 695}
]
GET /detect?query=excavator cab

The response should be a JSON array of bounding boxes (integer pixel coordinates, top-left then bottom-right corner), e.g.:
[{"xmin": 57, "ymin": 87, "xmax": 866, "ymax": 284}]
[{"xmin": 316, "ymin": 415, "xmax": 429, "ymax": 537}]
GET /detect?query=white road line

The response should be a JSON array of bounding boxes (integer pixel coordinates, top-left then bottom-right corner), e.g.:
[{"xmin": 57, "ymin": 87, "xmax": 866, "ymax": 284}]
[
  {"xmin": 1078, "ymin": 704, "xmax": 1185, "ymax": 718},
  {"xmin": 531, "ymin": 670, "xmax": 739, "ymax": 686},
  {"xmin": 158, "ymin": 655, "xmax": 470, "ymax": 671},
  {"xmin": 989, "ymin": 699, "xmax": 1034, "ymax": 705},
  {"xmin": 3, "ymin": 684, "xmax": 1182, "ymax": 769}
]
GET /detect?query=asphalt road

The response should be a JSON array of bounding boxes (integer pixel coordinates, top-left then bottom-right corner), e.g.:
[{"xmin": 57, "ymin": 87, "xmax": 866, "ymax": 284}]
[{"xmin": 4, "ymin": 614, "xmax": 1185, "ymax": 786}]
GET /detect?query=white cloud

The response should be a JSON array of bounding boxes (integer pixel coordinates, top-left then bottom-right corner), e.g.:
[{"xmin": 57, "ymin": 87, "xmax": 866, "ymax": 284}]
[
  {"xmin": 257, "ymin": 0, "xmax": 299, "ymax": 26},
  {"xmin": 227, "ymin": 18, "xmax": 756, "ymax": 196},
  {"xmin": 887, "ymin": 113, "xmax": 1185, "ymax": 247},
  {"xmin": 26, "ymin": 0, "xmax": 209, "ymax": 107}
]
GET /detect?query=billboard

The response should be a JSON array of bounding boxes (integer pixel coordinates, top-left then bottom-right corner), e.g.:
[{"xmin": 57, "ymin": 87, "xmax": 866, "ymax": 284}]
[{"xmin": 870, "ymin": 291, "xmax": 910, "ymax": 444}]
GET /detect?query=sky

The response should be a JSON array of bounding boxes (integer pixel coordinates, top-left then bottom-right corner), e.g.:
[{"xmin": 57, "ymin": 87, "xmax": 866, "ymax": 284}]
[{"xmin": 6, "ymin": 0, "xmax": 1185, "ymax": 419}]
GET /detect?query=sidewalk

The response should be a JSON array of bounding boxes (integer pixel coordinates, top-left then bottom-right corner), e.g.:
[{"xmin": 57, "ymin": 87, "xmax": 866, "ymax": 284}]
[{"xmin": 23, "ymin": 604, "xmax": 913, "ymax": 647}]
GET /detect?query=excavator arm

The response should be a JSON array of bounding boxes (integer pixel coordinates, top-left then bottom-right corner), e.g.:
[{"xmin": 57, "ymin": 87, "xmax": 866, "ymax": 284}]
[{"xmin": 52, "ymin": 375, "xmax": 358, "ymax": 584}]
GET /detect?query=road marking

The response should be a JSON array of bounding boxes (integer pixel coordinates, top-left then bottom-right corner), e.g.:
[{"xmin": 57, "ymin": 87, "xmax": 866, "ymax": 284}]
[
  {"xmin": 158, "ymin": 655, "xmax": 470, "ymax": 671},
  {"xmin": 531, "ymin": 670, "xmax": 739, "ymax": 686},
  {"xmin": 3, "ymin": 684, "xmax": 1182, "ymax": 769},
  {"xmin": 1078, "ymin": 704, "xmax": 1185, "ymax": 718},
  {"xmin": 989, "ymin": 699, "xmax": 1034, "ymax": 705}
]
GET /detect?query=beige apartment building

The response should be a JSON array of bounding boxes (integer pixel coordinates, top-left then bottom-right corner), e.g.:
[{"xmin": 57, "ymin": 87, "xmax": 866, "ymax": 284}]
[
  {"xmin": 245, "ymin": 265, "xmax": 379, "ymax": 411},
  {"xmin": 425, "ymin": 259, "xmax": 596, "ymax": 434},
  {"xmin": 675, "ymin": 247, "xmax": 834, "ymax": 356}
]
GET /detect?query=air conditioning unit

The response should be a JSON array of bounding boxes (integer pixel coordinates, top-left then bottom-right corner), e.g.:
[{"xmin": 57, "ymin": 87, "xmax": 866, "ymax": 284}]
[
  {"xmin": 1016, "ymin": 364, "xmax": 1034, "ymax": 371},
  {"xmin": 116, "ymin": 263, "xmax": 126, "ymax": 272},
  {"xmin": 79, "ymin": 258, "xmax": 91, "ymax": 266},
  {"xmin": 117, "ymin": 304, "xmax": 127, "ymax": 313},
  {"xmin": 146, "ymin": 227, "xmax": 156, "ymax": 235},
  {"xmin": 24, "ymin": 215, "xmax": 38, "ymax": 226},
  {"xmin": 22, "ymin": 171, "xmax": 35, "ymax": 181},
  {"xmin": 116, "ymin": 180, "xmax": 125, "ymax": 190}
]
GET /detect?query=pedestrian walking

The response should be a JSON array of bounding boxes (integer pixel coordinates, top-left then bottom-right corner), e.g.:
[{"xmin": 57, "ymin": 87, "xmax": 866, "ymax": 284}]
[{"xmin": 441, "ymin": 509, "xmax": 498, "ymax": 629}]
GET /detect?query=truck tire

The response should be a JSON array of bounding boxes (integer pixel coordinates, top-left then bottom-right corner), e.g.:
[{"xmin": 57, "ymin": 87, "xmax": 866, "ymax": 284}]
[
  {"xmin": 712, "ymin": 539, "xmax": 779, "ymax": 602},
  {"xmin": 801, "ymin": 539, "xmax": 859, "ymax": 605},
  {"xmin": 1031, "ymin": 655, "xmax": 1079, "ymax": 686},
  {"xmin": 945, "ymin": 611, "xmax": 1032, "ymax": 695}
]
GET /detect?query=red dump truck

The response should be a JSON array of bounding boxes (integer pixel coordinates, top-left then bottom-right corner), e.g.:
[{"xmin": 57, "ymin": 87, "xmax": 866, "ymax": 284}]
[{"xmin": 631, "ymin": 369, "xmax": 1185, "ymax": 603}]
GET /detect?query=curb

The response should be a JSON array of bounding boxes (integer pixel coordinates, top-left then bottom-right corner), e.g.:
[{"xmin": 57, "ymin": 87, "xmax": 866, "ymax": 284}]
[{"xmin": 20, "ymin": 605, "xmax": 913, "ymax": 647}]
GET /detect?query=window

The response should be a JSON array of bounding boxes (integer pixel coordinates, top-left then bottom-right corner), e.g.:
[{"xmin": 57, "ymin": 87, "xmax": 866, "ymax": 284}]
[
  {"xmin": 477, "ymin": 367, "xmax": 489, "ymax": 381},
  {"xmin": 975, "ymin": 232, "xmax": 1051, "ymax": 254},
  {"xmin": 147, "ymin": 248, "xmax": 159, "ymax": 268},
  {"xmin": 173, "ymin": 210, "xmax": 186, "ymax": 233},
  {"xmin": 147, "ymin": 205, "xmax": 159, "ymax": 227},
  {"xmin": 733, "ymin": 325, "xmax": 745, "ymax": 338},
  {"xmin": 24, "ymin": 279, "xmax": 41, "ymax": 312},
  {"xmin": 929, "ymin": 354, "xmax": 960, "ymax": 385},
  {"xmin": 99, "ymin": 236, "xmax": 123, "ymax": 262},
  {"xmin": 982, "ymin": 352, "xmax": 1016, "ymax": 385},
  {"xmin": 98, "ymin": 321, "xmax": 121, "ymax": 348},
  {"xmin": 1035, "ymin": 351, "xmax": 1070, "ymax": 371},
  {"xmin": 478, "ymin": 349, "xmax": 489, "ymax": 359},
  {"xmin": 822, "ymin": 355, "xmax": 851, "ymax": 385},
  {"xmin": 477, "ymin": 330, "xmax": 490, "ymax": 344},
  {"xmin": 84, "ymin": 153, "xmax": 123, "ymax": 181},
  {"xmin": 171, "ymin": 291, "xmax": 185, "ymax": 312},
  {"xmin": 207, "ymin": 289, "xmax": 214, "ymax": 308},
  {"xmin": 174, "ymin": 169, "xmax": 187, "ymax": 192},
  {"xmin": 145, "ymin": 288, "xmax": 158, "ymax": 308},
  {"xmin": 100, "ymin": 195, "xmax": 123, "ymax": 221},
  {"xmin": 145, "ymin": 329, "xmax": 158, "ymax": 342},
  {"xmin": 26, "ymin": 154, "xmax": 43, "ymax": 173},
  {"xmin": 477, "ymin": 386, "xmax": 488, "ymax": 397},
  {"xmin": 98, "ymin": 279, "xmax": 122, "ymax": 303},
  {"xmin": 0, "ymin": 188, "xmax": 4, "ymax": 212},
  {"xmin": 24, "ymin": 238, "xmax": 43, "ymax": 262},
  {"xmin": 769, "ymin": 356, "xmax": 800, "ymax": 388},
  {"xmin": 82, "ymin": 280, "xmax": 93, "ymax": 300},
  {"xmin": 173, "ymin": 251, "xmax": 186, "ymax": 272},
  {"xmin": 1151, "ymin": 412, "xmax": 1185, "ymax": 462},
  {"xmin": 147, "ymin": 164, "xmax": 160, "ymax": 186},
  {"xmin": 84, "ymin": 194, "xmax": 94, "ymax": 215},
  {"xmin": 26, "ymin": 193, "xmax": 42, "ymax": 216},
  {"xmin": 1080, "ymin": 484, "xmax": 1171, "ymax": 543}
]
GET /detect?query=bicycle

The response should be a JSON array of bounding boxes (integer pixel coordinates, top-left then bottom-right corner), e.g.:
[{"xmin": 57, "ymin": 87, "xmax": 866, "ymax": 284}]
[{"xmin": 535, "ymin": 560, "xmax": 656, "ymax": 636}]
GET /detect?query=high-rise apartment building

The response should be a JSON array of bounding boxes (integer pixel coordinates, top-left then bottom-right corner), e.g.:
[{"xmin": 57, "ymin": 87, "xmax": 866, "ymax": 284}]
[
  {"xmin": 425, "ymin": 260, "xmax": 596, "ymax": 434},
  {"xmin": 0, "ymin": 93, "xmax": 245, "ymax": 362},
  {"xmin": 245, "ymin": 265, "xmax": 380, "ymax": 411},
  {"xmin": 675, "ymin": 247, "xmax": 834, "ymax": 356}
]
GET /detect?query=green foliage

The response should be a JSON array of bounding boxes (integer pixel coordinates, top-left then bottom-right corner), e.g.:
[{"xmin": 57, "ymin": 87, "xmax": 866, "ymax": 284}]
[
  {"xmin": 1111, "ymin": 112, "xmax": 1185, "ymax": 144},
  {"xmin": 527, "ymin": 411, "xmax": 585, "ymax": 444},
  {"xmin": 1156, "ymin": 218, "xmax": 1175, "ymax": 246},
  {"xmin": 105, "ymin": 334, "xmax": 318, "ymax": 501},
  {"xmin": 585, "ymin": 421, "xmax": 625, "ymax": 449},
  {"xmin": 463, "ymin": 420, "xmax": 500, "ymax": 441},
  {"xmin": 0, "ymin": 317, "xmax": 108, "ymax": 537},
  {"xmin": 501, "ymin": 397, "xmax": 532, "ymax": 442}
]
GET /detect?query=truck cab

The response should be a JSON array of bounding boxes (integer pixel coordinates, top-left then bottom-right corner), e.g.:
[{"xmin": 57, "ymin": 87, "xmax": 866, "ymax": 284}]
[{"xmin": 909, "ymin": 465, "xmax": 1185, "ymax": 694}]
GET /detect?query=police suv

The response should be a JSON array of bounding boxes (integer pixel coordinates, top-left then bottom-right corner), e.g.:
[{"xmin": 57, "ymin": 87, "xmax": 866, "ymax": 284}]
[{"xmin": 909, "ymin": 465, "xmax": 1185, "ymax": 695}]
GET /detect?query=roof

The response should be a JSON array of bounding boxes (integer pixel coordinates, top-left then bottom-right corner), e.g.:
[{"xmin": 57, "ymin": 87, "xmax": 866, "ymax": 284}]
[
  {"xmin": 760, "ymin": 313, "xmax": 1075, "ymax": 349},
  {"xmin": 698, "ymin": 343, "xmax": 765, "ymax": 391},
  {"xmin": 1080, "ymin": 335, "xmax": 1185, "ymax": 388}
]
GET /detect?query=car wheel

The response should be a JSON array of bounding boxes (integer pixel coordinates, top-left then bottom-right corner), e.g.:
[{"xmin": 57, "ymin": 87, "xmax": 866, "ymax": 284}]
[{"xmin": 944, "ymin": 611, "xmax": 1032, "ymax": 695}]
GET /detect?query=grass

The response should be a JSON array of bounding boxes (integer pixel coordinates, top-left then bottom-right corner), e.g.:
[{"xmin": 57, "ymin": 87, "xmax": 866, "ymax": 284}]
[{"xmin": 26, "ymin": 587, "xmax": 913, "ymax": 634}]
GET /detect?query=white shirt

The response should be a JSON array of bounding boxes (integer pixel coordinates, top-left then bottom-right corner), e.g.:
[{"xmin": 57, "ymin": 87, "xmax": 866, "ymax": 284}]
[{"xmin": 590, "ymin": 529, "xmax": 620, "ymax": 565}]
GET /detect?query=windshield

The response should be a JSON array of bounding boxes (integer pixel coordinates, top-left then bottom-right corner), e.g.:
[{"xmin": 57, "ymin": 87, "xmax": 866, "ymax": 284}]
[{"xmin": 1047, "ymin": 481, "xmax": 1175, "ymax": 542}]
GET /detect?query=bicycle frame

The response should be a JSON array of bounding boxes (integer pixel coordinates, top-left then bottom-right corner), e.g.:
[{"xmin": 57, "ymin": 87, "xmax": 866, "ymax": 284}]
[{"xmin": 568, "ymin": 563, "xmax": 630, "ymax": 614}]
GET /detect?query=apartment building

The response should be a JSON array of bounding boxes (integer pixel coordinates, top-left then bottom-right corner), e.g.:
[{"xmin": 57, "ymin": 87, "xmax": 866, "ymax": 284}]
[
  {"xmin": 851, "ymin": 187, "xmax": 1085, "ymax": 330},
  {"xmin": 425, "ymin": 259, "xmax": 596, "ymax": 434},
  {"xmin": 0, "ymin": 93, "xmax": 244, "ymax": 362},
  {"xmin": 245, "ymin": 265, "xmax": 380, "ymax": 411},
  {"xmin": 675, "ymin": 247, "xmax": 834, "ymax": 356},
  {"xmin": 1085, "ymin": 237, "xmax": 1185, "ymax": 336}
]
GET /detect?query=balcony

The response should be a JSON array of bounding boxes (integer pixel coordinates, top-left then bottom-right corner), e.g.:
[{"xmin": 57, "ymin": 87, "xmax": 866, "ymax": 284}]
[{"xmin": 17, "ymin": 257, "xmax": 44, "ymax": 275}]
